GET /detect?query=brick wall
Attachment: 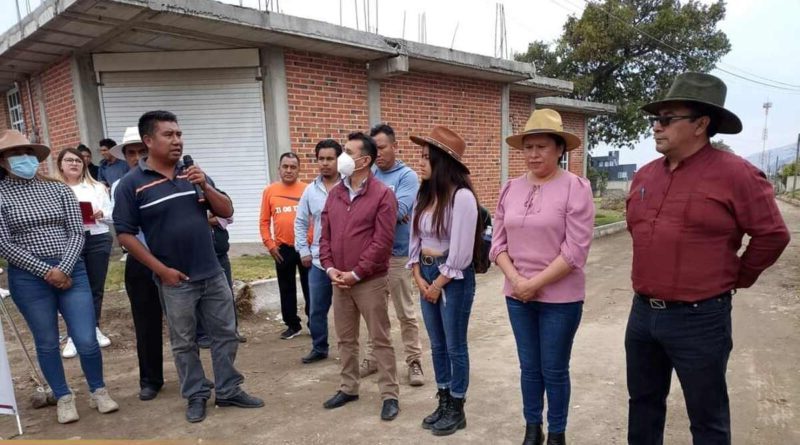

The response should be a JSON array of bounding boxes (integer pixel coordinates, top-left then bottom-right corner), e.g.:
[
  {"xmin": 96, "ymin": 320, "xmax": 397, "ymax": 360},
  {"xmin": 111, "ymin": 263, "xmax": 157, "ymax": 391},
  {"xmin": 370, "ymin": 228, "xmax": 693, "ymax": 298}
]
[
  {"xmin": 0, "ymin": 90, "xmax": 10, "ymax": 131},
  {"xmin": 284, "ymin": 50, "xmax": 369, "ymax": 183},
  {"xmin": 561, "ymin": 111, "xmax": 586, "ymax": 176},
  {"xmin": 380, "ymin": 72, "xmax": 503, "ymax": 211},
  {"xmin": 41, "ymin": 58, "xmax": 80, "ymax": 155},
  {"xmin": 508, "ymin": 92, "xmax": 532, "ymax": 179}
]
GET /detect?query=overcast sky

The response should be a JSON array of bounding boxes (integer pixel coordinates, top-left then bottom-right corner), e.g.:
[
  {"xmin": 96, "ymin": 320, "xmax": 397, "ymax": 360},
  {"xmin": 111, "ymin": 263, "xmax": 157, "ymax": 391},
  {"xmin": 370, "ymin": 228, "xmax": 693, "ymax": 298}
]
[{"xmin": 4, "ymin": 0, "xmax": 798, "ymax": 169}]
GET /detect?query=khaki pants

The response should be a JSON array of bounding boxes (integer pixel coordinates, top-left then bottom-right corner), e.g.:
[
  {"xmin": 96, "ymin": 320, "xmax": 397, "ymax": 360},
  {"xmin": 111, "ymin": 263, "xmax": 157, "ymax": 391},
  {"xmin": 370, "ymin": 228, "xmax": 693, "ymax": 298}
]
[
  {"xmin": 365, "ymin": 256, "xmax": 422, "ymax": 365},
  {"xmin": 333, "ymin": 275, "xmax": 399, "ymax": 400}
]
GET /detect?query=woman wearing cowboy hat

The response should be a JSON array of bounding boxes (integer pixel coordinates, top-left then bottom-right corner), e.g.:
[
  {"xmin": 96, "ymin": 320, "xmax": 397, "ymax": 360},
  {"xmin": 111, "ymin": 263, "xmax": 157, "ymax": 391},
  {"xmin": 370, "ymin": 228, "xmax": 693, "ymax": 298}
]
[
  {"xmin": 55, "ymin": 147, "xmax": 115, "ymax": 358},
  {"xmin": 0, "ymin": 130, "xmax": 119, "ymax": 424},
  {"xmin": 490, "ymin": 109, "xmax": 595, "ymax": 445},
  {"xmin": 408, "ymin": 126, "xmax": 481, "ymax": 437}
]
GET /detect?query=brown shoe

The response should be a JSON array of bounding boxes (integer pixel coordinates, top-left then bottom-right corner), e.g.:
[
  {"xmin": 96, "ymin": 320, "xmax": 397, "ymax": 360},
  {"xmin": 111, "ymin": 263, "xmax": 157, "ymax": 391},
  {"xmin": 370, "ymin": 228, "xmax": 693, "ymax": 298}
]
[
  {"xmin": 359, "ymin": 359, "xmax": 378, "ymax": 378},
  {"xmin": 408, "ymin": 360, "xmax": 425, "ymax": 387}
]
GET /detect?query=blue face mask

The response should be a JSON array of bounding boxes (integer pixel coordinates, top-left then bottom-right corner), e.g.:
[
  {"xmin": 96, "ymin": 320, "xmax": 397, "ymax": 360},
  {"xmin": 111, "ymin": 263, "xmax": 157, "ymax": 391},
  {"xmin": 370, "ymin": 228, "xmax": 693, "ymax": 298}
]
[{"xmin": 8, "ymin": 154, "xmax": 40, "ymax": 179}]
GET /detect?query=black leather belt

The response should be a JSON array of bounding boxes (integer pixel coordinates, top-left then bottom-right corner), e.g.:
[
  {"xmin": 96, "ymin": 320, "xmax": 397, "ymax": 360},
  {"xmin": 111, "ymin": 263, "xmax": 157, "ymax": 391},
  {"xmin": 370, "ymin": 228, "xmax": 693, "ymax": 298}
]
[
  {"xmin": 420, "ymin": 253, "xmax": 447, "ymax": 266},
  {"xmin": 636, "ymin": 291, "xmax": 732, "ymax": 310}
]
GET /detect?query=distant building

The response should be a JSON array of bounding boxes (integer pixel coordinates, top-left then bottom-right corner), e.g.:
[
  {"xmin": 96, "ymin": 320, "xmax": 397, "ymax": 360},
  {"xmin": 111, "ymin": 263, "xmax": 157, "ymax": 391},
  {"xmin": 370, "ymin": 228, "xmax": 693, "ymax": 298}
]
[{"xmin": 589, "ymin": 150, "xmax": 637, "ymax": 181}]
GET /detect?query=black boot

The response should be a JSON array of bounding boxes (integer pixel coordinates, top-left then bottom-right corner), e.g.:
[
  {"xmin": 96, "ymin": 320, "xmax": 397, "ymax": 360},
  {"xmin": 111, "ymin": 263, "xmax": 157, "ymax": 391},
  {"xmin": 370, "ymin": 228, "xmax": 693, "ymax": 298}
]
[
  {"xmin": 431, "ymin": 396, "xmax": 466, "ymax": 436},
  {"xmin": 523, "ymin": 423, "xmax": 544, "ymax": 445},
  {"xmin": 546, "ymin": 432, "xmax": 566, "ymax": 445},
  {"xmin": 421, "ymin": 388, "xmax": 451, "ymax": 429}
]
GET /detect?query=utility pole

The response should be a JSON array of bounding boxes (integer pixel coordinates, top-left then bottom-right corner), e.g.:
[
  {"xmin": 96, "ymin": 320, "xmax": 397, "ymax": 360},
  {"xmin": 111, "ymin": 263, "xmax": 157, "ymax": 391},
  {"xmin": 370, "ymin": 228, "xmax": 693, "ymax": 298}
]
[
  {"xmin": 793, "ymin": 133, "xmax": 799, "ymax": 196},
  {"xmin": 759, "ymin": 100, "xmax": 772, "ymax": 171}
]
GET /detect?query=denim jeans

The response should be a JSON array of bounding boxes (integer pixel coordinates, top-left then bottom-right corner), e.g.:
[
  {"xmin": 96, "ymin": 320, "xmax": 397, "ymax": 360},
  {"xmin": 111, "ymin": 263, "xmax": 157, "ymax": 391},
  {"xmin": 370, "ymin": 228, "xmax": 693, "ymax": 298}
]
[
  {"xmin": 418, "ymin": 261, "xmax": 475, "ymax": 398},
  {"xmin": 196, "ymin": 252, "xmax": 237, "ymax": 340},
  {"xmin": 626, "ymin": 293, "xmax": 733, "ymax": 445},
  {"xmin": 308, "ymin": 266, "xmax": 332, "ymax": 355},
  {"xmin": 81, "ymin": 232, "xmax": 112, "ymax": 327},
  {"xmin": 8, "ymin": 259, "xmax": 105, "ymax": 399},
  {"xmin": 506, "ymin": 298, "xmax": 583, "ymax": 432},
  {"xmin": 156, "ymin": 271, "xmax": 243, "ymax": 400}
]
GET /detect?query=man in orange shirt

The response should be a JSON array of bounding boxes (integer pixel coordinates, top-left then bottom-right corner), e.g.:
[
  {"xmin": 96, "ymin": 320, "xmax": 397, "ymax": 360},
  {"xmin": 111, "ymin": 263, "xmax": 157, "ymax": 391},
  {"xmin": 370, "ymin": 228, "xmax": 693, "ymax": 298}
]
[{"xmin": 259, "ymin": 152, "xmax": 310, "ymax": 339}]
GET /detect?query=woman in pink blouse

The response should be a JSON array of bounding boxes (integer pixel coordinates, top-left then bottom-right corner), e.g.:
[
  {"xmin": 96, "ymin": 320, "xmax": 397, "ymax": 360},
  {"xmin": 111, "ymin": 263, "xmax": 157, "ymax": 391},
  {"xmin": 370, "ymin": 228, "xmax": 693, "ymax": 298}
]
[
  {"xmin": 408, "ymin": 126, "xmax": 480, "ymax": 437},
  {"xmin": 491, "ymin": 109, "xmax": 595, "ymax": 445}
]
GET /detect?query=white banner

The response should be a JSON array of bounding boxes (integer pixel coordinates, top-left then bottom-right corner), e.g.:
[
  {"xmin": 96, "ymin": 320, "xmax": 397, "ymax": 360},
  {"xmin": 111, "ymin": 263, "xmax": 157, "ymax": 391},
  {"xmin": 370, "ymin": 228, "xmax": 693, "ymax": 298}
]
[{"xmin": 0, "ymin": 315, "xmax": 19, "ymax": 417}]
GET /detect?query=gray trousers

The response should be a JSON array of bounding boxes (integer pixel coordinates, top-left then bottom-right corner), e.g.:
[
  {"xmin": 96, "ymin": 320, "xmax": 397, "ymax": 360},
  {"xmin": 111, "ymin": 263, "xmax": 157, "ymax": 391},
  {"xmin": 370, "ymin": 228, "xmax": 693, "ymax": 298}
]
[{"xmin": 156, "ymin": 271, "xmax": 243, "ymax": 400}]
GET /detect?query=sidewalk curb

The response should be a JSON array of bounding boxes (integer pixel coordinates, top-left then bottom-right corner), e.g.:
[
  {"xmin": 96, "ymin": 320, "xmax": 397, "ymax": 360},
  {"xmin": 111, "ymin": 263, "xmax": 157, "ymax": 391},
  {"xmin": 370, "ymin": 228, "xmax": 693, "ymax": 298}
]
[{"xmin": 593, "ymin": 220, "xmax": 627, "ymax": 238}]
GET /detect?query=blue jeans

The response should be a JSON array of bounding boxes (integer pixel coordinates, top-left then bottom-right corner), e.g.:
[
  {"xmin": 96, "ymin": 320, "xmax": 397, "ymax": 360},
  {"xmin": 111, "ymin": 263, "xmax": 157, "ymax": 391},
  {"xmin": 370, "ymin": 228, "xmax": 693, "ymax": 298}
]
[
  {"xmin": 8, "ymin": 259, "xmax": 105, "ymax": 399},
  {"xmin": 506, "ymin": 298, "xmax": 583, "ymax": 432},
  {"xmin": 156, "ymin": 271, "xmax": 244, "ymax": 400},
  {"xmin": 626, "ymin": 293, "xmax": 733, "ymax": 445},
  {"xmin": 308, "ymin": 266, "xmax": 333, "ymax": 355},
  {"xmin": 418, "ymin": 261, "xmax": 475, "ymax": 398}
]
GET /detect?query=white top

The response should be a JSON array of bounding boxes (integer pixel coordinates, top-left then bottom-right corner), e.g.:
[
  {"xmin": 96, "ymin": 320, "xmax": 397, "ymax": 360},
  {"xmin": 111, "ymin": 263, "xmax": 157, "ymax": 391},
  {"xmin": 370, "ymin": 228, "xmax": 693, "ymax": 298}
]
[{"xmin": 69, "ymin": 181, "xmax": 113, "ymax": 235}]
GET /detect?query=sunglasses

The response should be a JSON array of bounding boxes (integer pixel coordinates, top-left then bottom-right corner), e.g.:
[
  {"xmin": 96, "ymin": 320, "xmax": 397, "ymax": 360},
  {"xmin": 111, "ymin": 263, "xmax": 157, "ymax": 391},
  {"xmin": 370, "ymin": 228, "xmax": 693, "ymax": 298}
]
[{"xmin": 647, "ymin": 115, "xmax": 700, "ymax": 127}]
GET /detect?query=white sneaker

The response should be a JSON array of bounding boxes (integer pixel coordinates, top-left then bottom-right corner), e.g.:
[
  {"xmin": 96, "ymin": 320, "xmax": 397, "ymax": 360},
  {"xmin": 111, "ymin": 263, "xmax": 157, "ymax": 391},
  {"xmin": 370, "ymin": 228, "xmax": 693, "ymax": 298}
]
[
  {"xmin": 62, "ymin": 338, "xmax": 77, "ymax": 358},
  {"xmin": 57, "ymin": 393, "xmax": 79, "ymax": 424},
  {"xmin": 95, "ymin": 328, "xmax": 111, "ymax": 348},
  {"xmin": 89, "ymin": 387, "xmax": 119, "ymax": 414}
]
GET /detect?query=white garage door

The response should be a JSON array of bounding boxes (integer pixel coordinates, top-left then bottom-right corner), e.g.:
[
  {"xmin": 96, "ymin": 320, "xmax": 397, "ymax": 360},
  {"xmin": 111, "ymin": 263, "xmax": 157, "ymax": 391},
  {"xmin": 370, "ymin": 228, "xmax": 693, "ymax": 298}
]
[{"xmin": 99, "ymin": 67, "xmax": 269, "ymax": 243}]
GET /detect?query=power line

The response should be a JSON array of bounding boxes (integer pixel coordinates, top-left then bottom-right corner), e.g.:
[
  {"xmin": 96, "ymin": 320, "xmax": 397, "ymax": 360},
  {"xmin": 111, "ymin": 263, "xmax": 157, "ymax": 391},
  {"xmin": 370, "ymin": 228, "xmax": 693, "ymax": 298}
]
[{"xmin": 549, "ymin": 0, "xmax": 800, "ymax": 92}]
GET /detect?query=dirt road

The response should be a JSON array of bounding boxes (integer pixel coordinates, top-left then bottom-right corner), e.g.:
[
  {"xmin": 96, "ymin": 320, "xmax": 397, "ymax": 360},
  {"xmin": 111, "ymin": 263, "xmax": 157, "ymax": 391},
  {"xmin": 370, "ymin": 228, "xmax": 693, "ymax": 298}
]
[{"xmin": 1, "ymin": 202, "xmax": 798, "ymax": 444}]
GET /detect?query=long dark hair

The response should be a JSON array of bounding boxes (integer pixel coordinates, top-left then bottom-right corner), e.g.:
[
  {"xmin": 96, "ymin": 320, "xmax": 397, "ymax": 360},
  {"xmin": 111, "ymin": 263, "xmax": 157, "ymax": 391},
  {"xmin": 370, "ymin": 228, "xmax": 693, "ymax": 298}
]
[{"xmin": 413, "ymin": 144, "xmax": 484, "ymax": 264}]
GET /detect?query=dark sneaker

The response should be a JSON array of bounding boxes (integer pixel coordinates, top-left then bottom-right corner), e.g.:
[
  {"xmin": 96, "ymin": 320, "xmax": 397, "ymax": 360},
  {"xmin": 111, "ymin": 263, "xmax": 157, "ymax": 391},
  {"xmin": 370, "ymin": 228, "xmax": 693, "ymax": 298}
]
[
  {"xmin": 186, "ymin": 398, "xmax": 207, "ymax": 423},
  {"xmin": 138, "ymin": 386, "xmax": 160, "ymax": 401},
  {"xmin": 215, "ymin": 391, "xmax": 265, "ymax": 408},
  {"xmin": 301, "ymin": 350, "xmax": 328, "ymax": 364},
  {"xmin": 280, "ymin": 327, "xmax": 301, "ymax": 340}
]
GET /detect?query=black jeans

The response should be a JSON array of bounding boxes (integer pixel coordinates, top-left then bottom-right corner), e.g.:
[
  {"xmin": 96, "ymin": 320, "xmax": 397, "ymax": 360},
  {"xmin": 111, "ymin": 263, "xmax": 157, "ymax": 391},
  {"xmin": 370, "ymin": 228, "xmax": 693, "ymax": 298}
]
[
  {"xmin": 125, "ymin": 254, "xmax": 164, "ymax": 391},
  {"xmin": 625, "ymin": 293, "xmax": 733, "ymax": 445},
  {"xmin": 81, "ymin": 232, "xmax": 113, "ymax": 327},
  {"xmin": 275, "ymin": 244, "xmax": 309, "ymax": 331}
]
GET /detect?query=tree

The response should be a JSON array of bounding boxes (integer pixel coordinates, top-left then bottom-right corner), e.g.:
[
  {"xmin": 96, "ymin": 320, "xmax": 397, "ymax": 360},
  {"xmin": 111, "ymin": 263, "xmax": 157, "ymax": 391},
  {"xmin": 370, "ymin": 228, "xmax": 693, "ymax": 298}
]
[
  {"xmin": 711, "ymin": 139, "xmax": 733, "ymax": 153},
  {"xmin": 516, "ymin": 0, "xmax": 730, "ymax": 149},
  {"xmin": 779, "ymin": 162, "xmax": 797, "ymax": 181}
]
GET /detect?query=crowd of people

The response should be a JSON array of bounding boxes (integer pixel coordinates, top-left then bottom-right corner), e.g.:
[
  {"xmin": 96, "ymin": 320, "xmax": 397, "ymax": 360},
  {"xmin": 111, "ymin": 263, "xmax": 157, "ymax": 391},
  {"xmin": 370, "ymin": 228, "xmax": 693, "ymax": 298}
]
[{"xmin": 0, "ymin": 72, "xmax": 790, "ymax": 445}]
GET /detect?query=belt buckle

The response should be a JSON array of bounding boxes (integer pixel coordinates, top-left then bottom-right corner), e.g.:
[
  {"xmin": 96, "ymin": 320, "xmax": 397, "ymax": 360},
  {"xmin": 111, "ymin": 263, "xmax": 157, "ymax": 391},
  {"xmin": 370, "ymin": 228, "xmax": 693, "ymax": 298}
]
[
  {"xmin": 421, "ymin": 255, "xmax": 434, "ymax": 266},
  {"xmin": 649, "ymin": 298, "xmax": 667, "ymax": 310}
]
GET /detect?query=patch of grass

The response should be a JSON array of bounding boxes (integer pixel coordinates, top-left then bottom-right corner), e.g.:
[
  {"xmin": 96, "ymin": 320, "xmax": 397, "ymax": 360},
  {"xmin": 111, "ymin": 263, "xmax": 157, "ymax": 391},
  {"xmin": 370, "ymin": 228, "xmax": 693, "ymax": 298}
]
[
  {"xmin": 105, "ymin": 260, "xmax": 126, "ymax": 292},
  {"xmin": 230, "ymin": 254, "xmax": 277, "ymax": 282},
  {"xmin": 594, "ymin": 209, "xmax": 625, "ymax": 227}
]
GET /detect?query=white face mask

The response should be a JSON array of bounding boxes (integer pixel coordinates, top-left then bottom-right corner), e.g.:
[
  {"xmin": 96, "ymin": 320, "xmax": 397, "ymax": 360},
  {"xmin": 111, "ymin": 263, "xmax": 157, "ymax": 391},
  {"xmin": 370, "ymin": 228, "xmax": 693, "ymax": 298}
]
[{"xmin": 337, "ymin": 152, "xmax": 366, "ymax": 177}]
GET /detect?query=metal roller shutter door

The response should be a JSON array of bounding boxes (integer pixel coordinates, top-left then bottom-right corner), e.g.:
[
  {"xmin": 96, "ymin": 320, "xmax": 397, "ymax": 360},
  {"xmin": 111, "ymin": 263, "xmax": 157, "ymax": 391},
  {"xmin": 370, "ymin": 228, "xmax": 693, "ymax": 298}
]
[{"xmin": 99, "ymin": 68, "xmax": 269, "ymax": 243}]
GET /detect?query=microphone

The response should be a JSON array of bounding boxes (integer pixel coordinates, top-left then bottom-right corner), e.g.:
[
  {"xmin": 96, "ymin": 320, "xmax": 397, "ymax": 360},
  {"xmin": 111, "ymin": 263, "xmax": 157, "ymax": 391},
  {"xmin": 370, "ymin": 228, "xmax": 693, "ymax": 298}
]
[{"xmin": 182, "ymin": 155, "xmax": 206, "ymax": 203}]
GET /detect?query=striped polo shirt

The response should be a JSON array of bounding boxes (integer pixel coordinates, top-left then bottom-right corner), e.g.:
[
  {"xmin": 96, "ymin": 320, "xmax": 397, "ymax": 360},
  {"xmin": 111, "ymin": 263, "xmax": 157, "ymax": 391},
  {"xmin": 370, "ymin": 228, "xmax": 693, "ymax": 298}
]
[{"xmin": 112, "ymin": 157, "xmax": 222, "ymax": 282}]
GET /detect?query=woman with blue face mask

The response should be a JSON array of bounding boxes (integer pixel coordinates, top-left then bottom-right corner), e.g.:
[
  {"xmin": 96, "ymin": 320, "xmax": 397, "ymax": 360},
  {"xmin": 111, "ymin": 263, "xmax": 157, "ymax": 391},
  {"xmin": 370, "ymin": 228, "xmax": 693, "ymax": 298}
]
[{"xmin": 0, "ymin": 130, "xmax": 119, "ymax": 424}]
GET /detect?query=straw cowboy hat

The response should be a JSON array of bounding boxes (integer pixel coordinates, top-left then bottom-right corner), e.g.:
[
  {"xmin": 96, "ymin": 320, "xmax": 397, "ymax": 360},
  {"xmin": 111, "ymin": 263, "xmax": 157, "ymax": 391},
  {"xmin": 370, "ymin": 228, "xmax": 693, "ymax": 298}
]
[
  {"xmin": 506, "ymin": 109, "xmax": 582, "ymax": 151},
  {"xmin": 0, "ymin": 129, "xmax": 50, "ymax": 161},
  {"xmin": 641, "ymin": 72, "xmax": 742, "ymax": 134},
  {"xmin": 110, "ymin": 126, "xmax": 144, "ymax": 161},
  {"xmin": 410, "ymin": 126, "xmax": 470, "ymax": 174}
]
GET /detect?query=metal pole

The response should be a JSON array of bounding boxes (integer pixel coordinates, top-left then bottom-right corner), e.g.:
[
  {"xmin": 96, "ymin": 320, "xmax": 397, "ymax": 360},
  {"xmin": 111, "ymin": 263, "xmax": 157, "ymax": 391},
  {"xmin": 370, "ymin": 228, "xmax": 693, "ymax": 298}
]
[
  {"xmin": 793, "ymin": 133, "xmax": 799, "ymax": 195},
  {"xmin": 15, "ymin": 0, "xmax": 22, "ymax": 24}
]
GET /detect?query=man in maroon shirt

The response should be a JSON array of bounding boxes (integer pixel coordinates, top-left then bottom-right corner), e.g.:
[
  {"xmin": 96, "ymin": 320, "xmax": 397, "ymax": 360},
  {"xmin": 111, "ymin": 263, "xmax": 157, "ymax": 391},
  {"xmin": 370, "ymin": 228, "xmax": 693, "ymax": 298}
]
[
  {"xmin": 625, "ymin": 72, "xmax": 790, "ymax": 445},
  {"xmin": 319, "ymin": 132, "xmax": 400, "ymax": 421}
]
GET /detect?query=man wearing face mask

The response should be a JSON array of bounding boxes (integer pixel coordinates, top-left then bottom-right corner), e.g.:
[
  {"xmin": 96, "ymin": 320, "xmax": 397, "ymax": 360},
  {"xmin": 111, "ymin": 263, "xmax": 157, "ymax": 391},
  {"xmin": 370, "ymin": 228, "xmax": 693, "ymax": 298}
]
[{"xmin": 319, "ymin": 132, "xmax": 400, "ymax": 421}]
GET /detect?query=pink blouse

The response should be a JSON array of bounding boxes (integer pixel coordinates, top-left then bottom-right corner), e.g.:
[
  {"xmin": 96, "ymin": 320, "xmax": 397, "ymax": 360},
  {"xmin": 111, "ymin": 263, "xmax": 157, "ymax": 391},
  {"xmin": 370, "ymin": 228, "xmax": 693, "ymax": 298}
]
[
  {"xmin": 407, "ymin": 188, "xmax": 478, "ymax": 279},
  {"xmin": 490, "ymin": 171, "xmax": 595, "ymax": 302}
]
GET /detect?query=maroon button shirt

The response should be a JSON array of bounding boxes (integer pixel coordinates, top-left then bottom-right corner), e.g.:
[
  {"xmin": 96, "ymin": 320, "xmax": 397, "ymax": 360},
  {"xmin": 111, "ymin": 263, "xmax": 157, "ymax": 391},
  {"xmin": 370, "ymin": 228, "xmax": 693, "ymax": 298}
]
[{"xmin": 626, "ymin": 144, "xmax": 790, "ymax": 302}]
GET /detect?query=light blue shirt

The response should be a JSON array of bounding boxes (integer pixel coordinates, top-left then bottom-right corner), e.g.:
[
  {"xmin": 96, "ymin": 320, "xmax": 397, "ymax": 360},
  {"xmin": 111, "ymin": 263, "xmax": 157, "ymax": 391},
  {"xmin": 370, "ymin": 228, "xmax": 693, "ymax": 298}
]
[
  {"xmin": 294, "ymin": 175, "xmax": 339, "ymax": 270},
  {"xmin": 373, "ymin": 161, "xmax": 419, "ymax": 257}
]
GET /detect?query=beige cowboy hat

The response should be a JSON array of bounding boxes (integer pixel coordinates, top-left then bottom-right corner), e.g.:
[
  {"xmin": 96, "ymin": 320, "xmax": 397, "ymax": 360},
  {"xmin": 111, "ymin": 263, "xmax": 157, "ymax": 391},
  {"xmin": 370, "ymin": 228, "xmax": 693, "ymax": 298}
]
[
  {"xmin": 506, "ymin": 109, "xmax": 582, "ymax": 151},
  {"xmin": 641, "ymin": 72, "xmax": 742, "ymax": 134},
  {"xmin": 409, "ymin": 126, "xmax": 470, "ymax": 174},
  {"xmin": 110, "ymin": 126, "xmax": 144, "ymax": 161},
  {"xmin": 0, "ymin": 129, "xmax": 50, "ymax": 161}
]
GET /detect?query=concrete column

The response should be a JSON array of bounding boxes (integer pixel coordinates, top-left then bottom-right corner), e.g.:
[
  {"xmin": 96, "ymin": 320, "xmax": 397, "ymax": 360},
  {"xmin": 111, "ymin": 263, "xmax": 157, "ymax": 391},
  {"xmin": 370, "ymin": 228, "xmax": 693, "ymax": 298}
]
[
  {"xmin": 31, "ymin": 76, "xmax": 53, "ymax": 172},
  {"xmin": 70, "ymin": 55, "xmax": 103, "ymax": 156},
  {"xmin": 259, "ymin": 47, "xmax": 291, "ymax": 183},
  {"xmin": 583, "ymin": 118, "xmax": 590, "ymax": 178},
  {"xmin": 500, "ymin": 84, "xmax": 511, "ymax": 183},
  {"xmin": 367, "ymin": 79, "xmax": 381, "ymax": 126}
]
